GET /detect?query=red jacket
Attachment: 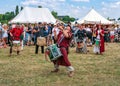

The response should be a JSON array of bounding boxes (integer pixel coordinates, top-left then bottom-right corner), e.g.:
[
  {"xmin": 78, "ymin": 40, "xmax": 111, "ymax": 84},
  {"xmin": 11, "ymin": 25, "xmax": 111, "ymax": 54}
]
[{"xmin": 10, "ymin": 28, "xmax": 23, "ymax": 41}]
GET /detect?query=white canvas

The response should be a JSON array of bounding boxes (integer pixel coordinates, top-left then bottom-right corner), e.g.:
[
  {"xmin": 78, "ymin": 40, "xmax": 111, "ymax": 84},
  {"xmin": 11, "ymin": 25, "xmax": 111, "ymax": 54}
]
[{"xmin": 9, "ymin": 7, "xmax": 56, "ymax": 23}]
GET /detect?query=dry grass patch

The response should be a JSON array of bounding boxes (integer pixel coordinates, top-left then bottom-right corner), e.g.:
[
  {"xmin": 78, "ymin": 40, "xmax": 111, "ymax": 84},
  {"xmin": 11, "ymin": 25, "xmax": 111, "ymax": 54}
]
[{"xmin": 0, "ymin": 43, "xmax": 120, "ymax": 86}]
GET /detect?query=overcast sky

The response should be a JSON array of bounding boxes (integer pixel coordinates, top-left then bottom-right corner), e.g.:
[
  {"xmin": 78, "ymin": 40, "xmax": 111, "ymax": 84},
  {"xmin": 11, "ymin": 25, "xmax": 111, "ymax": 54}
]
[{"xmin": 0, "ymin": 0, "xmax": 120, "ymax": 19}]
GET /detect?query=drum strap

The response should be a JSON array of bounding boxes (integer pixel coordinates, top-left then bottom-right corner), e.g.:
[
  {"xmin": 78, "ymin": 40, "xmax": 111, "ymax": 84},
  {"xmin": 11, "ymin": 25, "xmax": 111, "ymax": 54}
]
[{"xmin": 57, "ymin": 35, "xmax": 64, "ymax": 47}]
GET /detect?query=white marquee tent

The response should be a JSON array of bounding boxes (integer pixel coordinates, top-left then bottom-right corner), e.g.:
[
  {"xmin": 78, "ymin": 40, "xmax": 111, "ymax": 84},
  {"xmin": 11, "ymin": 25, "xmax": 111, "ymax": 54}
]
[
  {"xmin": 77, "ymin": 9, "xmax": 113, "ymax": 24},
  {"xmin": 9, "ymin": 7, "xmax": 56, "ymax": 23}
]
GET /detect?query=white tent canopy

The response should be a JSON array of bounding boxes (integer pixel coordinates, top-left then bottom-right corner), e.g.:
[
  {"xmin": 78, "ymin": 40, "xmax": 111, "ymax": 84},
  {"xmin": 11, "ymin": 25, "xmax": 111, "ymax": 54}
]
[
  {"xmin": 77, "ymin": 9, "xmax": 113, "ymax": 24},
  {"xmin": 9, "ymin": 7, "xmax": 56, "ymax": 23}
]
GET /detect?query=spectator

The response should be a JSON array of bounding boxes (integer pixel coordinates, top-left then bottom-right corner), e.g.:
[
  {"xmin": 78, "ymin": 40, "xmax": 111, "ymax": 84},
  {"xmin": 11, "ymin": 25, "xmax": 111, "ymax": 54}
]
[
  {"xmin": 110, "ymin": 28, "xmax": 115, "ymax": 43},
  {"xmin": 2, "ymin": 24, "xmax": 8, "ymax": 48},
  {"xmin": 0, "ymin": 23, "xmax": 2, "ymax": 40}
]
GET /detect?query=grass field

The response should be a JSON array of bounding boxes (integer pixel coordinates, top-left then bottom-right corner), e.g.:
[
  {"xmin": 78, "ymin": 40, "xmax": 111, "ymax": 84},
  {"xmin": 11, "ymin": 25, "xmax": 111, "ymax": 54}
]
[{"xmin": 0, "ymin": 43, "xmax": 120, "ymax": 86}]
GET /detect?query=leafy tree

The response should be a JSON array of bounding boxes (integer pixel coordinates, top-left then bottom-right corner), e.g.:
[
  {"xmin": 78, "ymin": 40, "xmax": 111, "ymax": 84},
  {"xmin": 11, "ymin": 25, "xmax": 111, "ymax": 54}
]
[
  {"xmin": 0, "ymin": 14, "xmax": 3, "ymax": 21},
  {"xmin": 51, "ymin": 11, "xmax": 58, "ymax": 18},
  {"xmin": 70, "ymin": 17, "xmax": 75, "ymax": 22},
  {"xmin": 62, "ymin": 15, "xmax": 75, "ymax": 23},
  {"xmin": 38, "ymin": 6, "xmax": 42, "ymax": 8},
  {"xmin": 11, "ymin": 11, "xmax": 15, "ymax": 18},
  {"xmin": 21, "ymin": 6, "xmax": 23, "ymax": 11},
  {"xmin": 107, "ymin": 17, "xmax": 110, "ymax": 20},
  {"xmin": 15, "ymin": 5, "xmax": 19, "ymax": 15},
  {"xmin": 0, "ymin": 11, "xmax": 15, "ymax": 23},
  {"xmin": 118, "ymin": 17, "xmax": 120, "ymax": 21}
]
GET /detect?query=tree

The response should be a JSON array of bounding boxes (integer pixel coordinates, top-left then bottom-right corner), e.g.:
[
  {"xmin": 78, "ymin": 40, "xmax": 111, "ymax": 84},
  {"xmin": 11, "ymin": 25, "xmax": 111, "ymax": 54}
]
[
  {"xmin": 70, "ymin": 17, "xmax": 75, "ymax": 22},
  {"xmin": 0, "ymin": 11, "xmax": 15, "ymax": 23},
  {"xmin": 51, "ymin": 11, "xmax": 58, "ymax": 18},
  {"xmin": 0, "ymin": 14, "xmax": 3, "ymax": 21},
  {"xmin": 15, "ymin": 5, "xmax": 19, "ymax": 15},
  {"xmin": 11, "ymin": 11, "xmax": 15, "ymax": 18},
  {"xmin": 38, "ymin": 6, "xmax": 42, "ymax": 8},
  {"xmin": 21, "ymin": 6, "xmax": 23, "ymax": 11},
  {"xmin": 107, "ymin": 17, "xmax": 110, "ymax": 20},
  {"xmin": 62, "ymin": 15, "xmax": 75, "ymax": 23},
  {"xmin": 118, "ymin": 18, "xmax": 120, "ymax": 21},
  {"xmin": 63, "ymin": 16, "xmax": 69, "ymax": 21}
]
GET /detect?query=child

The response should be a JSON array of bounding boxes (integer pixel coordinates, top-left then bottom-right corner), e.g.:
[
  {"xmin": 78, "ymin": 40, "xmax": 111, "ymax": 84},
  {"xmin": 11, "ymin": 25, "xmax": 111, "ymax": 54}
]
[{"xmin": 93, "ymin": 39, "xmax": 100, "ymax": 54}]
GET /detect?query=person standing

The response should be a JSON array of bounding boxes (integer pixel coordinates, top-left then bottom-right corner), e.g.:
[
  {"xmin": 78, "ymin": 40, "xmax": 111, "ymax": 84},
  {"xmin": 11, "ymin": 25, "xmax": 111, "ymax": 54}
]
[
  {"xmin": 52, "ymin": 23, "xmax": 60, "ymax": 43},
  {"xmin": 110, "ymin": 28, "xmax": 115, "ymax": 43},
  {"xmin": 96, "ymin": 25, "xmax": 105, "ymax": 54},
  {"xmin": 35, "ymin": 22, "xmax": 46, "ymax": 54},
  {"xmin": 2, "ymin": 24, "xmax": 8, "ymax": 48},
  {"xmin": 9, "ymin": 23, "xmax": 23, "ymax": 56},
  {"xmin": 0, "ymin": 23, "xmax": 2, "ymax": 40},
  {"xmin": 33, "ymin": 23, "xmax": 39, "ymax": 45},
  {"xmin": 92, "ymin": 25, "xmax": 97, "ymax": 44},
  {"xmin": 26, "ymin": 23, "xmax": 32, "ymax": 46}
]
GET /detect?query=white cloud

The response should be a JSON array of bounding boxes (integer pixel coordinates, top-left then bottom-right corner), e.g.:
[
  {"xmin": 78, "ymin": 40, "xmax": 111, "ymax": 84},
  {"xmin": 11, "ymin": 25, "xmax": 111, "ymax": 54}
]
[
  {"xmin": 102, "ymin": 1, "xmax": 120, "ymax": 9},
  {"xmin": 59, "ymin": 0, "xmax": 66, "ymax": 1},
  {"xmin": 21, "ymin": 0, "xmax": 65, "ymax": 6},
  {"xmin": 21, "ymin": 0, "xmax": 39, "ymax": 6},
  {"xmin": 72, "ymin": 0, "xmax": 90, "ymax": 2},
  {"xmin": 20, "ymin": 0, "xmax": 90, "ymax": 19},
  {"xmin": 101, "ymin": 1, "xmax": 120, "ymax": 19},
  {"xmin": 20, "ymin": 0, "xmax": 120, "ymax": 19}
]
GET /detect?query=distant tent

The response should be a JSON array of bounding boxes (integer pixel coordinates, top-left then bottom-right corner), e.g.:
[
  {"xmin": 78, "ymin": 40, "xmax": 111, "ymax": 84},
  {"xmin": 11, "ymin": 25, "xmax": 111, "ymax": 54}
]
[
  {"xmin": 9, "ymin": 7, "xmax": 56, "ymax": 23},
  {"xmin": 77, "ymin": 9, "xmax": 113, "ymax": 24}
]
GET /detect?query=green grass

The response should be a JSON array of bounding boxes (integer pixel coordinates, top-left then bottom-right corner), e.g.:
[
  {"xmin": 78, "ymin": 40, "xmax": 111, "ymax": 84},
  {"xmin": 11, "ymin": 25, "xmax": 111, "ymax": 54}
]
[{"xmin": 0, "ymin": 43, "xmax": 120, "ymax": 86}]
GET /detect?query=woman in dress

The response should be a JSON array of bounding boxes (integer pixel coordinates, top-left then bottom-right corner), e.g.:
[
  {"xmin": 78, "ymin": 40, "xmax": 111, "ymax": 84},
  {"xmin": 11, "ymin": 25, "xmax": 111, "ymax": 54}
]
[
  {"xmin": 2, "ymin": 24, "xmax": 8, "ymax": 48},
  {"xmin": 95, "ymin": 25, "xmax": 105, "ymax": 54}
]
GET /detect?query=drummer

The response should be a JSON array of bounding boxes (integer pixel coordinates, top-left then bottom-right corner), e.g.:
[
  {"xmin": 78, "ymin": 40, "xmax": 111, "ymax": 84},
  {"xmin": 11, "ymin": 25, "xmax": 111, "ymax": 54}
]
[
  {"xmin": 52, "ymin": 24, "xmax": 74, "ymax": 77},
  {"xmin": 9, "ymin": 23, "xmax": 23, "ymax": 56}
]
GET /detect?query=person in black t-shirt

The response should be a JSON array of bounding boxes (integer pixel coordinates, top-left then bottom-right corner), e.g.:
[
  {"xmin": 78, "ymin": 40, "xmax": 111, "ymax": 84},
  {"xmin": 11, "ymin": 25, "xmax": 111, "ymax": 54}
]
[
  {"xmin": 33, "ymin": 23, "xmax": 39, "ymax": 45},
  {"xmin": 35, "ymin": 22, "xmax": 46, "ymax": 54},
  {"xmin": 26, "ymin": 23, "xmax": 32, "ymax": 45},
  {"xmin": 75, "ymin": 24, "xmax": 87, "ymax": 53}
]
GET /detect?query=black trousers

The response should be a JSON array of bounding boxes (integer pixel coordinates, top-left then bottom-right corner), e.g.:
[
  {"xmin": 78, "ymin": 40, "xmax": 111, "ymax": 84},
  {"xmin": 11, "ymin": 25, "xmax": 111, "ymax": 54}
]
[
  {"xmin": 35, "ymin": 45, "xmax": 44, "ymax": 54},
  {"xmin": 92, "ymin": 37, "xmax": 96, "ymax": 44}
]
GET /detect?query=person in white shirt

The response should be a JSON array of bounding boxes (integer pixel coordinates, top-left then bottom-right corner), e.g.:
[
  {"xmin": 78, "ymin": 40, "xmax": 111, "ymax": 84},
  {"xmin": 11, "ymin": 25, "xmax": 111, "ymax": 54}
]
[
  {"xmin": 52, "ymin": 23, "xmax": 60, "ymax": 43},
  {"xmin": 110, "ymin": 28, "xmax": 115, "ymax": 43},
  {"xmin": 2, "ymin": 24, "xmax": 8, "ymax": 48},
  {"xmin": 0, "ymin": 23, "xmax": 2, "ymax": 39}
]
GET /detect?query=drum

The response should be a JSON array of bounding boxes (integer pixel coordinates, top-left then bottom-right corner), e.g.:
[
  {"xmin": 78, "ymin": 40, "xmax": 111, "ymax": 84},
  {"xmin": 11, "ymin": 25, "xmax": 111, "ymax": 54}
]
[
  {"xmin": 13, "ymin": 41, "xmax": 20, "ymax": 46},
  {"xmin": 37, "ymin": 37, "xmax": 46, "ymax": 46},
  {"xmin": 47, "ymin": 44, "xmax": 62, "ymax": 61},
  {"xmin": 95, "ymin": 39, "xmax": 100, "ymax": 46},
  {"xmin": 12, "ymin": 41, "xmax": 20, "ymax": 51}
]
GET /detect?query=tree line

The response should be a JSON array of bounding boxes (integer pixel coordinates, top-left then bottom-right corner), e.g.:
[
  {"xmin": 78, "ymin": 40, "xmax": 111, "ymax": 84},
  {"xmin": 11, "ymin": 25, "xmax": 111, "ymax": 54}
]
[
  {"xmin": 0, "ymin": 5, "xmax": 75, "ymax": 24},
  {"xmin": 0, "ymin": 5, "xmax": 23, "ymax": 24}
]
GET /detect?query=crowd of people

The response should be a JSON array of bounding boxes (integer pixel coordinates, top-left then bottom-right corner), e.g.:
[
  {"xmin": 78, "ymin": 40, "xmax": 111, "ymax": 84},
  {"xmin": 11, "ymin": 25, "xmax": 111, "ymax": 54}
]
[
  {"xmin": 0, "ymin": 21, "xmax": 120, "ymax": 77},
  {"xmin": 0, "ymin": 22, "xmax": 120, "ymax": 53}
]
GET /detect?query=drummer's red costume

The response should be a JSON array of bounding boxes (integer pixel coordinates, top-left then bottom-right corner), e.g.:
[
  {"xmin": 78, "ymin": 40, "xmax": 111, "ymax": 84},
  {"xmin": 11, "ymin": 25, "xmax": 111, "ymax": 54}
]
[
  {"xmin": 53, "ymin": 31, "xmax": 71, "ymax": 66},
  {"xmin": 52, "ymin": 25, "xmax": 74, "ymax": 77}
]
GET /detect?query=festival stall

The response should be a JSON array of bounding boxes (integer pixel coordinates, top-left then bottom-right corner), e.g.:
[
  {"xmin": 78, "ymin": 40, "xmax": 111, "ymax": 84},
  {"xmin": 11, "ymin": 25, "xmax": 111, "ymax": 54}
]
[
  {"xmin": 9, "ymin": 7, "xmax": 56, "ymax": 24},
  {"xmin": 77, "ymin": 9, "xmax": 113, "ymax": 25}
]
